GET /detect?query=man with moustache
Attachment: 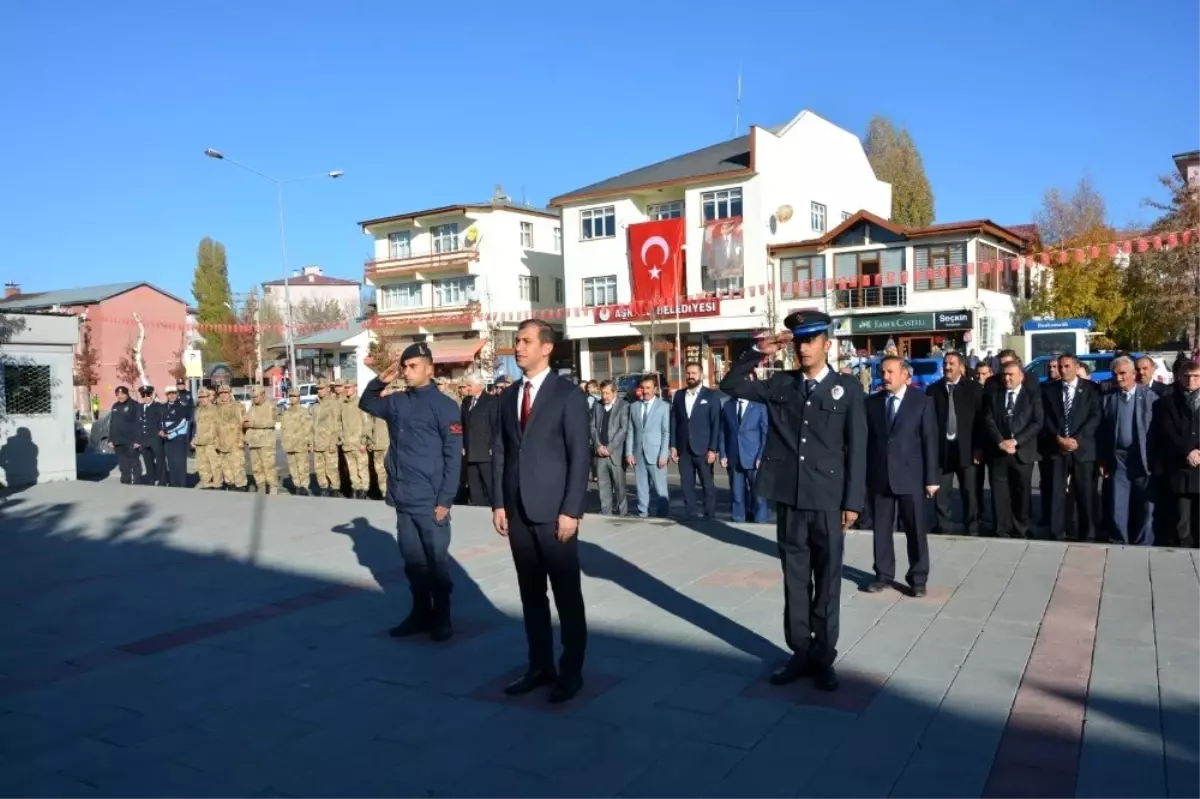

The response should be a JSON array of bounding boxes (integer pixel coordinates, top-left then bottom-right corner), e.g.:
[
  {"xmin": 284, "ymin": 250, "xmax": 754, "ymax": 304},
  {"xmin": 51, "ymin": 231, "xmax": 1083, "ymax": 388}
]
[{"xmin": 670, "ymin": 362, "xmax": 721, "ymax": 520}]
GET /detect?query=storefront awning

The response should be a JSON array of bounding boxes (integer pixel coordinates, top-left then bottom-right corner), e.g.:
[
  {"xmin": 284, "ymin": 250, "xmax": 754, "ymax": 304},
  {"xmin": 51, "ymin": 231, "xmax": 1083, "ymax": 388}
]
[{"xmin": 430, "ymin": 339, "xmax": 484, "ymax": 364}]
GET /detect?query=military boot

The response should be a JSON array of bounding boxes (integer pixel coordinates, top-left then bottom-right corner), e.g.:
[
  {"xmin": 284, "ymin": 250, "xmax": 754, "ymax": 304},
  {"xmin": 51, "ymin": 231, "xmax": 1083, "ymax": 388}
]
[
  {"xmin": 355, "ymin": 489, "xmax": 368, "ymax": 500},
  {"xmin": 389, "ymin": 582, "xmax": 433, "ymax": 638},
  {"xmin": 429, "ymin": 585, "xmax": 453, "ymax": 643},
  {"xmin": 297, "ymin": 486, "xmax": 309, "ymax": 496}
]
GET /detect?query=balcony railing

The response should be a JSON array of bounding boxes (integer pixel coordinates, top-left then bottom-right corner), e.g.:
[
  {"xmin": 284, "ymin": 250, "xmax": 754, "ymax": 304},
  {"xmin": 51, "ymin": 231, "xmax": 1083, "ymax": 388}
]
[
  {"xmin": 365, "ymin": 241, "xmax": 480, "ymax": 278},
  {"xmin": 834, "ymin": 285, "xmax": 907, "ymax": 310},
  {"xmin": 375, "ymin": 301, "xmax": 481, "ymax": 324}
]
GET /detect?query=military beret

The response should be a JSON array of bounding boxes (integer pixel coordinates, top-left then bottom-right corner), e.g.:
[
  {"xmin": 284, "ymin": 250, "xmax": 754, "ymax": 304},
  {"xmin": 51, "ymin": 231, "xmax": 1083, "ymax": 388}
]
[
  {"xmin": 783, "ymin": 310, "xmax": 832, "ymax": 339},
  {"xmin": 400, "ymin": 341, "xmax": 433, "ymax": 363}
]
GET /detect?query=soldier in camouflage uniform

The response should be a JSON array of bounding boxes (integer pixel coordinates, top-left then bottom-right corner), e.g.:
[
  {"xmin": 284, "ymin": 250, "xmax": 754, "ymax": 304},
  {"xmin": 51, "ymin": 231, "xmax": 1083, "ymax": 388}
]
[
  {"xmin": 244, "ymin": 385, "xmax": 280, "ymax": 494},
  {"xmin": 192, "ymin": 387, "xmax": 221, "ymax": 489},
  {"xmin": 340, "ymin": 379, "xmax": 370, "ymax": 499},
  {"xmin": 280, "ymin": 388, "xmax": 313, "ymax": 495},
  {"xmin": 364, "ymin": 381, "xmax": 398, "ymax": 501},
  {"xmin": 311, "ymin": 379, "xmax": 342, "ymax": 497},
  {"xmin": 214, "ymin": 385, "xmax": 248, "ymax": 490}
]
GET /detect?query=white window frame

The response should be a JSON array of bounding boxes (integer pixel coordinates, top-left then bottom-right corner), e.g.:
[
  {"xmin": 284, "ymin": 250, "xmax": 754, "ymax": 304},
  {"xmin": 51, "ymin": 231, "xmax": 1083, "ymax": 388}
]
[
  {"xmin": 811, "ymin": 202, "xmax": 827, "ymax": 233},
  {"xmin": 582, "ymin": 275, "xmax": 618, "ymax": 307},
  {"xmin": 646, "ymin": 201, "xmax": 684, "ymax": 220},
  {"xmin": 434, "ymin": 276, "xmax": 476, "ymax": 307},
  {"xmin": 580, "ymin": 206, "xmax": 616, "ymax": 240},
  {"xmin": 553, "ymin": 226, "xmax": 562, "ymax": 253},
  {"xmin": 431, "ymin": 223, "xmax": 459, "ymax": 253},
  {"xmin": 701, "ymin": 188, "xmax": 743, "ymax": 222},
  {"xmin": 387, "ymin": 231, "xmax": 411, "ymax": 260},
  {"xmin": 379, "ymin": 282, "xmax": 424, "ymax": 312},
  {"xmin": 519, "ymin": 275, "xmax": 540, "ymax": 302},
  {"xmin": 520, "ymin": 221, "xmax": 534, "ymax": 248},
  {"xmin": 841, "ymin": 211, "xmax": 851, "ymax": 222}
]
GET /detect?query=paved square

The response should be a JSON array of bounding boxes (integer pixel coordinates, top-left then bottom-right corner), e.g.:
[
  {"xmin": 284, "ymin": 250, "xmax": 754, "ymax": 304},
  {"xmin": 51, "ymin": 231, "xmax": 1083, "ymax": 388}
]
[{"xmin": 1, "ymin": 481, "xmax": 1196, "ymax": 797}]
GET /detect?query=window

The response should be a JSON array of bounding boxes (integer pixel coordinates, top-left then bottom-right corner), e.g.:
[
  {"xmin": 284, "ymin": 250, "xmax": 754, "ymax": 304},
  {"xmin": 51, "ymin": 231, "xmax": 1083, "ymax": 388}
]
[
  {"xmin": 553, "ymin": 227, "xmax": 562, "ymax": 253},
  {"xmin": 581, "ymin": 206, "xmax": 616, "ymax": 240},
  {"xmin": 590, "ymin": 346, "xmax": 644, "ymax": 381},
  {"xmin": 378, "ymin": 282, "xmax": 423, "ymax": 311},
  {"xmin": 519, "ymin": 275, "xmax": 540, "ymax": 302},
  {"xmin": 431, "ymin": 223, "xmax": 459, "ymax": 253},
  {"xmin": 701, "ymin": 188, "xmax": 742, "ymax": 222},
  {"xmin": 554, "ymin": 278, "xmax": 564, "ymax": 303},
  {"xmin": 914, "ymin": 243, "xmax": 968, "ymax": 291},
  {"xmin": 387, "ymin": 231, "xmax": 411, "ymax": 260},
  {"xmin": 1, "ymin": 364, "xmax": 52, "ymax": 416},
  {"xmin": 841, "ymin": 211, "xmax": 852, "ymax": 222},
  {"xmin": 646, "ymin": 201, "xmax": 684, "ymax": 220},
  {"xmin": 811, "ymin": 202, "xmax": 827, "ymax": 233},
  {"xmin": 434, "ymin": 276, "xmax": 476, "ymax": 307},
  {"xmin": 779, "ymin": 256, "xmax": 824, "ymax": 299},
  {"xmin": 583, "ymin": 275, "xmax": 618, "ymax": 307},
  {"xmin": 520, "ymin": 221, "xmax": 534, "ymax": 248},
  {"xmin": 980, "ymin": 316, "xmax": 993, "ymax": 349}
]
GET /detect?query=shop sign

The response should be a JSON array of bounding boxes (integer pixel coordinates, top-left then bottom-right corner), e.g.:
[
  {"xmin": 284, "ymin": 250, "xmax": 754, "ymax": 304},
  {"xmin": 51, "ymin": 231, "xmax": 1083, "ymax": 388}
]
[
  {"xmin": 593, "ymin": 298, "xmax": 721, "ymax": 324},
  {"xmin": 836, "ymin": 310, "xmax": 972, "ymax": 335},
  {"xmin": 934, "ymin": 310, "xmax": 973, "ymax": 330}
]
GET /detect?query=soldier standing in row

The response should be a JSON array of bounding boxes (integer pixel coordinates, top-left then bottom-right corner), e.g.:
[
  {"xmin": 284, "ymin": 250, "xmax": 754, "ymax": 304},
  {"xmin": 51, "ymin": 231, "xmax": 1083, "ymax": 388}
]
[
  {"xmin": 340, "ymin": 380, "xmax": 369, "ymax": 499},
  {"xmin": 311, "ymin": 379, "xmax": 342, "ymax": 497},
  {"xmin": 365, "ymin": 389, "xmax": 391, "ymax": 500},
  {"xmin": 215, "ymin": 385, "xmax": 248, "ymax": 491},
  {"xmin": 244, "ymin": 385, "xmax": 280, "ymax": 494},
  {"xmin": 280, "ymin": 388, "xmax": 313, "ymax": 495},
  {"xmin": 192, "ymin": 388, "xmax": 221, "ymax": 489}
]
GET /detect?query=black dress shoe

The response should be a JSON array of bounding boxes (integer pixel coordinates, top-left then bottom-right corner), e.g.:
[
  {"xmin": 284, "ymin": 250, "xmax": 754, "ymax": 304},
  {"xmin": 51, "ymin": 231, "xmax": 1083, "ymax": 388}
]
[
  {"xmin": 862, "ymin": 580, "xmax": 890, "ymax": 593},
  {"xmin": 504, "ymin": 669, "xmax": 557, "ymax": 696},
  {"xmin": 548, "ymin": 674, "xmax": 584, "ymax": 704},
  {"xmin": 910, "ymin": 585, "xmax": 927, "ymax": 598},
  {"xmin": 768, "ymin": 658, "xmax": 813, "ymax": 686},
  {"xmin": 813, "ymin": 666, "xmax": 839, "ymax": 692}
]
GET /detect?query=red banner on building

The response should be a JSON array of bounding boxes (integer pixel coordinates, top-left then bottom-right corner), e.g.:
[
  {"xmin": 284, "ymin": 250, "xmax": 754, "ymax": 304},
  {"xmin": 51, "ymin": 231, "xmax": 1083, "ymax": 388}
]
[
  {"xmin": 628, "ymin": 219, "xmax": 684, "ymax": 305},
  {"xmin": 593, "ymin": 298, "xmax": 721, "ymax": 324}
]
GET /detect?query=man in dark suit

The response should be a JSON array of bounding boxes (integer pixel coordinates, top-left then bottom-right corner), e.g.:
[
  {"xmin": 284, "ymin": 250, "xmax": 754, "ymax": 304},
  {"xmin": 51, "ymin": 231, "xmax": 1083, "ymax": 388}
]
[
  {"xmin": 492, "ymin": 319, "xmax": 591, "ymax": 704},
  {"xmin": 928, "ymin": 352, "xmax": 983, "ymax": 535},
  {"xmin": 1099, "ymin": 356, "xmax": 1159, "ymax": 545},
  {"xmin": 983, "ymin": 349, "xmax": 1041, "ymax": 397},
  {"xmin": 983, "ymin": 361, "xmax": 1044, "ymax": 538},
  {"xmin": 718, "ymin": 374, "xmax": 769, "ymax": 523},
  {"xmin": 1150, "ymin": 361, "xmax": 1199, "ymax": 548},
  {"xmin": 460, "ymin": 376, "xmax": 498, "ymax": 506},
  {"xmin": 670, "ymin": 362, "xmax": 721, "ymax": 519},
  {"xmin": 1136, "ymin": 356, "xmax": 1168, "ymax": 397},
  {"xmin": 135, "ymin": 386, "xmax": 166, "ymax": 486},
  {"xmin": 863, "ymin": 357, "xmax": 939, "ymax": 597},
  {"xmin": 1040, "ymin": 354, "xmax": 1102, "ymax": 541},
  {"xmin": 719, "ymin": 311, "xmax": 866, "ymax": 692},
  {"xmin": 108, "ymin": 386, "xmax": 141, "ymax": 484},
  {"xmin": 590, "ymin": 380, "xmax": 629, "ymax": 516}
]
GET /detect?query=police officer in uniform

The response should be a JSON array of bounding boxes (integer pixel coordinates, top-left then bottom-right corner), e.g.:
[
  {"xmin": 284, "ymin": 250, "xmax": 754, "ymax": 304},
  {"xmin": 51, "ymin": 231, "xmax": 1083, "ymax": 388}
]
[
  {"xmin": 160, "ymin": 386, "xmax": 191, "ymax": 487},
  {"xmin": 360, "ymin": 342, "xmax": 463, "ymax": 642},
  {"xmin": 136, "ymin": 386, "xmax": 166, "ymax": 486},
  {"xmin": 719, "ymin": 311, "xmax": 867, "ymax": 692}
]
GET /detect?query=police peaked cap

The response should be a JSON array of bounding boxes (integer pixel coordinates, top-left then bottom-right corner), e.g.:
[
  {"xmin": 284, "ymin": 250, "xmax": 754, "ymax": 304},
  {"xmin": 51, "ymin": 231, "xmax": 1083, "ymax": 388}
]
[{"xmin": 783, "ymin": 310, "xmax": 832, "ymax": 338}]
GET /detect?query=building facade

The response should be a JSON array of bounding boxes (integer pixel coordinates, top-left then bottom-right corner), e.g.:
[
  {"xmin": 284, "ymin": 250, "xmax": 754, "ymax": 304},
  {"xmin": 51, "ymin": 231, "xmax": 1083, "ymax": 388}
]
[
  {"xmin": 550, "ymin": 110, "xmax": 893, "ymax": 384},
  {"xmin": 262, "ymin": 265, "xmax": 361, "ymax": 319},
  {"xmin": 360, "ymin": 191, "xmax": 565, "ymax": 378},
  {"xmin": 769, "ymin": 212, "xmax": 1034, "ymax": 362}
]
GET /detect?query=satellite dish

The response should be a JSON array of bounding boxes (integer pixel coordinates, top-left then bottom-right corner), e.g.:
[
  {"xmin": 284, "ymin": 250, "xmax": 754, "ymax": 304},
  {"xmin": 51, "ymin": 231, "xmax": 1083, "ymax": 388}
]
[{"xmin": 775, "ymin": 204, "xmax": 794, "ymax": 223}]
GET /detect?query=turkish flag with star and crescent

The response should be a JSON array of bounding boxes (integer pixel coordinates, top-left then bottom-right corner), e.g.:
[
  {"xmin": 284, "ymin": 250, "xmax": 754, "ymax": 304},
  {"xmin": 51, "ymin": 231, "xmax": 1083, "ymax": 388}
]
[{"xmin": 628, "ymin": 219, "xmax": 684, "ymax": 306}]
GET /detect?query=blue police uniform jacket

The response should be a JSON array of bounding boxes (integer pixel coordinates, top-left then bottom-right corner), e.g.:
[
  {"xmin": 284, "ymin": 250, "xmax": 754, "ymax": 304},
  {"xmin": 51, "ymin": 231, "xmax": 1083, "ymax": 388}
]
[
  {"xmin": 161, "ymin": 400, "xmax": 190, "ymax": 441},
  {"xmin": 359, "ymin": 379, "xmax": 463, "ymax": 513}
]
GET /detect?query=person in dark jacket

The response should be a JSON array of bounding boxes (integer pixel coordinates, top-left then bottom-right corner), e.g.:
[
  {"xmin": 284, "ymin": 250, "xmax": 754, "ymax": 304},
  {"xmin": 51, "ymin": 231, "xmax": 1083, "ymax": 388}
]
[
  {"xmin": 983, "ymin": 361, "xmax": 1044, "ymax": 538},
  {"xmin": 135, "ymin": 386, "xmax": 166, "ymax": 486},
  {"xmin": 670, "ymin": 362, "xmax": 722, "ymax": 520},
  {"xmin": 1150, "ymin": 360, "xmax": 1200, "ymax": 548},
  {"xmin": 927, "ymin": 352, "xmax": 984, "ymax": 536},
  {"xmin": 1040, "ymin": 354, "xmax": 1103, "ymax": 542},
  {"xmin": 108, "ymin": 386, "xmax": 140, "ymax": 484},
  {"xmin": 160, "ymin": 386, "xmax": 191, "ymax": 487},
  {"xmin": 360, "ymin": 342, "xmax": 463, "ymax": 642},
  {"xmin": 459, "ymin": 375, "xmax": 499, "ymax": 506}
]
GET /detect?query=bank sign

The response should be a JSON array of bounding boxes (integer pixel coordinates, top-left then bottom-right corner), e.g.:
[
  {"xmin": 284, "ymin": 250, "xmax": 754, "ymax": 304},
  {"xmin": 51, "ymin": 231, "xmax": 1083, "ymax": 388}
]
[
  {"xmin": 838, "ymin": 310, "xmax": 973, "ymax": 335},
  {"xmin": 593, "ymin": 299, "xmax": 722, "ymax": 324}
]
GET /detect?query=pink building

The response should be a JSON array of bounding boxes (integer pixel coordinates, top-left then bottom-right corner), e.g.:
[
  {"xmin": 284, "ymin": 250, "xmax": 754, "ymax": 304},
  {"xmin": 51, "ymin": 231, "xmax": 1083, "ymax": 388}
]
[{"xmin": 1, "ymin": 281, "xmax": 189, "ymax": 411}]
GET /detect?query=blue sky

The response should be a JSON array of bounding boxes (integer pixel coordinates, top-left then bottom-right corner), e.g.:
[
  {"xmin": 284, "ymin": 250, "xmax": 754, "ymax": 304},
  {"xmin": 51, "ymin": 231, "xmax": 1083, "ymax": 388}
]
[{"xmin": 2, "ymin": 0, "xmax": 1196, "ymax": 304}]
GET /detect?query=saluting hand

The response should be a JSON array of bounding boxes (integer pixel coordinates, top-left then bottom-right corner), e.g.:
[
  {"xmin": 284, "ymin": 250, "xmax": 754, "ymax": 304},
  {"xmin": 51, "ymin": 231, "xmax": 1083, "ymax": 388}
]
[
  {"xmin": 755, "ymin": 330, "xmax": 793, "ymax": 356},
  {"xmin": 378, "ymin": 359, "xmax": 401, "ymax": 384}
]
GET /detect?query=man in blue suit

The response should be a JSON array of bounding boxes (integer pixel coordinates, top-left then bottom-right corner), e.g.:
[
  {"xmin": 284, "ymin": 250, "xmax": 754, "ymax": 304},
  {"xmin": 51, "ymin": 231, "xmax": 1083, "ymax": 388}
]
[
  {"xmin": 1099, "ymin": 356, "xmax": 1159, "ymax": 545},
  {"xmin": 625, "ymin": 374, "xmax": 671, "ymax": 517},
  {"xmin": 719, "ymin": 373, "xmax": 769, "ymax": 523},
  {"xmin": 670, "ymin": 362, "xmax": 722, "ymax": 519},
  {"xmin": 863, "ymin": 357, "xmax": 939, "ymax": 597}
]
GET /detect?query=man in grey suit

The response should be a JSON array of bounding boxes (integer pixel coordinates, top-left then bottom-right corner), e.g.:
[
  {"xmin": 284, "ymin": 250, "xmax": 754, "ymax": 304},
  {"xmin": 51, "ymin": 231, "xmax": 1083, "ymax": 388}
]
[
  {"xmin": 625, "ymin": 374, "xmax": 670, "ymax": 518},
  {"xmin": 1099, "ymin": 355, "xmax": 1159, "ymax": 545},
  {"xmin": 591, "ymin": 380, "xmax": 629, "ymax": 515}
]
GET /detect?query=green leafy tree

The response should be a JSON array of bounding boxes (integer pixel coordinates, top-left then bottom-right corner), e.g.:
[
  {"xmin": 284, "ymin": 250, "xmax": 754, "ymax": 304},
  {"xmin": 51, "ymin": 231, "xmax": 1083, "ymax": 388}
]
[
  {"xmin": 863, "ymin": 116, "xmax": 935, "ymax": 227},
  {"xmin": 191, "ymin": 237, "xmax": 235, "ymax": 366}
]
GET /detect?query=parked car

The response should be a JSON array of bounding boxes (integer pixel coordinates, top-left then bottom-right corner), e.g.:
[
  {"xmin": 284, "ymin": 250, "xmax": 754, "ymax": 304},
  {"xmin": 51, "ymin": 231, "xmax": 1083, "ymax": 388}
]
[
  {"xmin": 88, "ymin": 412, "xmax": 113, "ymax": 453},
  {"xmin": 868, "ymin": 355, "xmax": 944, "ymax": 392},
  {"xmin": 276, "ymin": 382, "xmax": 318, "ymax": 408},
  {"xmin": 1023, "ymin": 352, "xmax": 1167, "ymax": 385},
  {"xmin": 75, "ymin": 420, "xmax": 89, "ymax": 453},
  {"xmin": 614, "ymin": 372, "xmax": 670, "ymax": 402}
]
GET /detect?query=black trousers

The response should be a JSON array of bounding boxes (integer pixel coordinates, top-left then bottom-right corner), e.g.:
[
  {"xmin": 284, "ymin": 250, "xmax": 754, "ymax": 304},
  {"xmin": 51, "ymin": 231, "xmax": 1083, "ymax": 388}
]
[
  {"xmin": 138, "ymin": 442, "xmax": 164, "ymax": 485},
  {"xmin": 507, "ymin": 497, "xmax": 587, "ymax": 677},
  {"xmin": 1173, "ymin": 493, "xmax": 1198, "ymax": 548},
  {"xmin": 776, "ymin": 505, "xmax": 843, "ymax": 668},
  {"xmin": 678, "ymin": 450, "xmax": 716, "ymax": 518},
  {"xmin": 934, "ymin": 449, "xmax": 979, "ymax": 535},
  {"xmin": 164, "ymin": 438, "xmax": 189, "ymax": 487},
  {"xmin": 873, "ymin": 490, "xmax": 931, "ymax": 588},
  {"xmin": 1047, "ymin": 454, "xmax": 1096, "ymax": 541},
  {"xmin": 465, "ymin": 462, "xmax": 493, "ymax": 507},
  {"xmin": 990, "ymin": 456, "xmax": 1034, "ymax": 538},
  {"xmin": 975, "ymin": 460, "xmax": 992, "ymax": 531},
  {"xmin": 114, "ymin": 444, "xmax": 140, "ymax": 484}
]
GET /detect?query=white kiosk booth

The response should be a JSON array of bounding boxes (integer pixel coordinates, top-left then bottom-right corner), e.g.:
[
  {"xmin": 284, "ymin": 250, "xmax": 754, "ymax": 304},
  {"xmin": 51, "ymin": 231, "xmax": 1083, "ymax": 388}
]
[{"xmin": 1021, "ymin": 318, "xmax": 1094, "ymax": 362}]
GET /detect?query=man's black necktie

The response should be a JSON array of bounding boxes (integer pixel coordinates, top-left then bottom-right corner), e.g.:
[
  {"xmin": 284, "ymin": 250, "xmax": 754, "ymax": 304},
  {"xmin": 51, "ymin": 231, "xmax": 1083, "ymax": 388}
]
[
  {"xmin": 737, "ymin": 401, "xmax": 744, "ymax": 424},
  {"xmin": 804, "ymin": 379, "xmax": 817, "ymax": 397}
]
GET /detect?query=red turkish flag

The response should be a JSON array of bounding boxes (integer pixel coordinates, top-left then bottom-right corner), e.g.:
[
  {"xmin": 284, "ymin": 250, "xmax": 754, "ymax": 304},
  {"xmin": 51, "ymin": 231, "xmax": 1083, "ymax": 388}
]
[{"xmin": 628, "ymin": 219, "xmax": 684, "ymax": 306}]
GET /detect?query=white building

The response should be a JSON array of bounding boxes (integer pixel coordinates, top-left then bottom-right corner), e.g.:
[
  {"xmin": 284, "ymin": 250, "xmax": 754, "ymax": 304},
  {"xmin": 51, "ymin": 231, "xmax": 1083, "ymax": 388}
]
[
  {"xmin": 550, "ymin": 110, "xmax": 892, "ymax": 383},
  {"xmin": 0, "ymin": 312, "xmax": 79, "ymax": 487},
  {"xmin": 263, "ymin": 266, "xmax": 361, "ymax": 319},
  {"xmin": 359, "ymin": 188, "xmax": 565, "ymax": 378},
  {"xmin": 769, "ymin": 211, "xmax": 1034, "ymax": 362}
]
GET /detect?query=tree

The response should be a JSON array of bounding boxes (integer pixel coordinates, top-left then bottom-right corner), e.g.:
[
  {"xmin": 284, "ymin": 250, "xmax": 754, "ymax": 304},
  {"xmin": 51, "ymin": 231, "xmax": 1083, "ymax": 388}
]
[
  {"xmin": 191, "ymin": 237, "xmax": 235, "ymax": 367},
  {"xmin": 223, "ymin": 290, "xmax": 261, "ymax": 380},
  {"xmin": 863, "ymin": 116, "xmax": 935, "ymax": 227},
  {"xmin": 73, "ymin": 319, "xmax": 101, "ymax": 391},
  {"xmin": 258, "ymin": 296, "xmax": 286, "ymax": 351},
  {"xmin": 114, "ymin": 343, "xmax": 142, "ymax": 387},
  {"xmin": 293, "ymin": 297, "xmax": 348, "ymax": 329}
]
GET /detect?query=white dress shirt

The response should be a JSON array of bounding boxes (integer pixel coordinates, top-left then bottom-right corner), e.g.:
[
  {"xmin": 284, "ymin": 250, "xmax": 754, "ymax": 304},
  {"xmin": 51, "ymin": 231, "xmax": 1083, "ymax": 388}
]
[
  {"xmin": 684, "ymin": 387, "xmax": 700, "ymax": 418},
  {"xmin": 517, "ymin": 367, "xmax": 552, "ymax": 424},
  {"xmin": 804, "ymin": 365, "xmax": 832, "ymax": 386}
]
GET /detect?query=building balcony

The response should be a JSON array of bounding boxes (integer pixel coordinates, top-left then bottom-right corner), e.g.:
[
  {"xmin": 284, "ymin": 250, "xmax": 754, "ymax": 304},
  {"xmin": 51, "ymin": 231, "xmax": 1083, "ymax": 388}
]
[
  {"xmin": 374, "ymin": 301, "xmax": 481, "ymax": 327},
  {"xmin": 833, "ymin": 285, "xmax": 908, "ymax": 310},
  {"xmin": 365, "ymin": 244, "xmax": 480, "ymax": 280}
]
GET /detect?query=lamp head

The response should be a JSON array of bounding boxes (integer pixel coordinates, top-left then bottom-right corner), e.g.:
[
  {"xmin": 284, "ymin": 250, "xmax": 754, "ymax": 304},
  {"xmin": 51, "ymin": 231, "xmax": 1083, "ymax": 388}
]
[{"xmin": 204, "ymin": 148, "xmax": 224, "ymax": 159}]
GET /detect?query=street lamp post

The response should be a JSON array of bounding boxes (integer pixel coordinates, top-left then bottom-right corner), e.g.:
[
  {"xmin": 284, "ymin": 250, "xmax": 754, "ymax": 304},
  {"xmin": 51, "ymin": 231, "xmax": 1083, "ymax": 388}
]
[{"xmin": 204, "ymin": 148, "xmax": 343, "ymax": 387}]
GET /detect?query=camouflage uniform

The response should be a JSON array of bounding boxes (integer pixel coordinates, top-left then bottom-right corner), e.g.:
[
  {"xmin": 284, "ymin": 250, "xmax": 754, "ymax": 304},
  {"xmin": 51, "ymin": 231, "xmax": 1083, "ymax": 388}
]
[
  {"xmin": 279, "ymin": 389, "xmax": 313, "ymax": 494},
  {"xmin": 244, "ymin": 386, "xmax": 279, "ymax": 493},
  {"xmin": 364, "ymin": 385, "xmax": 394, "ymax": 499},
  {"xmin": 311, "ymin": 379, "xmax": 342, "ymax": 495},
  {"xmin": 214, "ymin": 386, "xmax": 247, "ymax": 489},
  {"xmin": 339, "ymin": 382, "xmax": 369, "ymax": 497},
  {"xmin": 192, "ymin": 388, "xmax": 221, "ymax": 489}
]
